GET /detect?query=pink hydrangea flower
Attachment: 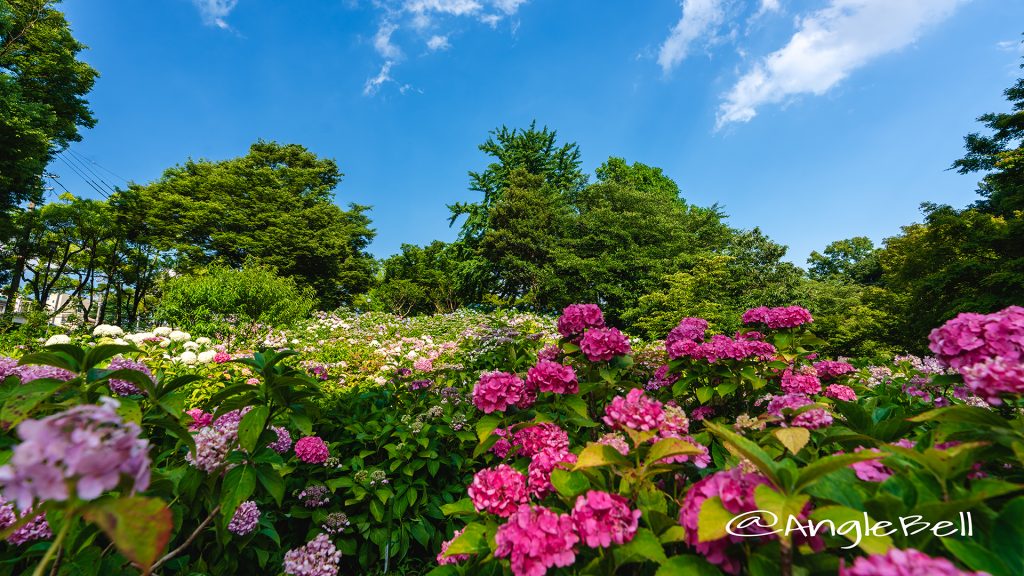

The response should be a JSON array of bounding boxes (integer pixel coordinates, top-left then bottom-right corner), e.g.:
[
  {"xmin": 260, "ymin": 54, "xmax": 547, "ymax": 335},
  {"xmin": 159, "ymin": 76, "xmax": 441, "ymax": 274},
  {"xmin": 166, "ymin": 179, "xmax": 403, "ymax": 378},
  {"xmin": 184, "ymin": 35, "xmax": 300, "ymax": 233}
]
[
  {"xmin": 468, "ymin": 464, "xmax": 529, "ymax": 517},
  {"xmin": 814, "ymin": 360, "xmax": 856, "ymax": 379},
  {"xmin": 437, "ymin": 527, "xmax": 471, "ymax": 565},
  {"xmin": 512, "ymin": 423, "xmax": 569, "ymax": 458},
  {"xmin": 283, "ymin": 533, "xmax": 342, "ymax": 576},
  {"xmin": 495, "ymin": 505, "xmax": 578, "ymax": 576},
  {"xmin": 186, "ymin": 408, "xmax": 214, "ymax": 430},
  {"xmin": 691, "ymin": 406, "xmax": 714, "ymax": 421},
  {"xmin": 674, "ymin": 335, "xmax": 777, "ymax": 363},
  {"xmin": 571, "ymin": 490, "xmax": 640, "ymax": 548},
  {"xmin": 413, "ymin": 357, "xmax": 433, "ymax": 372},
  {"xmin": 928, "ymin": 305, "xmax": 1024, "ymax": 370},
  {"xmin": 841, "ymin": 547, "xmax": 984, "ymax": 576},
  {"xmin": 661, "ymin": 403, "xmax": 690, "ymax": 435},
  {"xmin": 742, "ymin": 306, "xmax": 814, "ymax": 329},
  {"xmin": 526, "ymin": 360, "xmax": 578, "ymax": 394},
  {"xmin": 527, "ymin": 448, "xmax": 577, "ymax": 498},
  {"xmin": 959, "ymin": 355, "xmax": 1024, "ymax": 405},
  {"xmin": 228, "ymin": 500, "xmax": 260, "ymax": 535},
  {"xmin": 781, "ymin": 370, "xmax": 822, "ymax": 394},
  {"xmin": 579, "ymin": 327, "xmax": 631, "ymax": 362},
  {"xmin": 537, "ymin": 344, "xmax": 561, "ymax": 361},
  {"xmin": 646, "ymin": 364, "xmax": 680, "ymax": 391},
  {"xmin": 766, "ymin": 394, "xmax": 832, "ymax": 430},
  {"xmin": 295, "ymin": 436, "xmax": 330, "ymax": 464},
  {"xmin": 603, "ymin": 389, "xmax": 664, "ymax": 431},
  {"xmin": 848, "ymin": 447, "xmax": 892, "ymax": 482},
  {"xmin": 473, "ymin": 371, "xmax": 529, "ymax": 413},
  {"xmin": 0, "ymin": 398, "xmax": 150, "ymax": 510},
  {"xmin": 557, "ymin": 304, "xmax": 605, "ymax": 339},
  {"xmin": 824, "ymin": 384, "xmax": 857, "ymax": 402},
  {"xmin": 213, "ymin": 352, "xmax": 232, "ymax": 364},
  {"xmin": 186, "ymin": 425, "xmax": 235, "ymax": 472},
  {"xmin": 597, "ymin": 433, "xmax": 630, "ymax": 456},
  {"xmin": 665, "ymin": 318, "xmax": 709, "ymax": 358}
]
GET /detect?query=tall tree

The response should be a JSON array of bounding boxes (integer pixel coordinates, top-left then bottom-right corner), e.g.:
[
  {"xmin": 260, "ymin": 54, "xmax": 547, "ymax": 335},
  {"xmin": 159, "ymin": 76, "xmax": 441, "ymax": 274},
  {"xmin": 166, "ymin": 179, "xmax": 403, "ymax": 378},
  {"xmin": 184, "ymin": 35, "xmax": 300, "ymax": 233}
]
[{"xmin": 807, "ymin": 236, "xmax": 882, "ymax": 285}]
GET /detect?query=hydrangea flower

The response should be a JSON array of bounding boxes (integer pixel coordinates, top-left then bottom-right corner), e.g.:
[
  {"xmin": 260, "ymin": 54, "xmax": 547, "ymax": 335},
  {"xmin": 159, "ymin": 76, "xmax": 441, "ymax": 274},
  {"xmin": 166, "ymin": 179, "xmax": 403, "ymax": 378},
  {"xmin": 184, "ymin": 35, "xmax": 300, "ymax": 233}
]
[
  {"xmin": 512, "ymin": 423, "xmax": 569, "ymax": 458},
  {"xmin": 597, "ymin": 432, "xmax": 630, "ymax": 455},
  {"xmin": 527, "ymin": 448, "xmax": 577, "ymax": 498},
  {"xmin": 742, "ymin": 306, "xmax": 814, "ymax": 329},
  {"xmin": 106, "ymin": 356, "xmax": 155, "ymax": 396},
  {"xmin": 0, "ymin": 496, "xmax": 51, "ymax": 545},
  {"xmin": 667, "ymin": 317, "xmax": 709, "ymax": 343},
  {"xmin": 814, "ymin": 360, "xmax": 856, "ymax": 379},
  {"xmin": 841, "ymin": 547, "xmax": 984, "ymax": 575},
  {"xmin": 473, "ymin": 371, "xmax": 530, "ymax": 413},
  {"xmin": 603, "ymin": 389, "xmax": 664, "ymax": 432},
  {"xmin": 437, "ymin": 527, "xmax": 471, "ymax": 565},
  {"xmin": 646, "ymin": 364, "xmax": 680, "ymax": 391},
  {"xmin": 322, "ymin": 512, "xmax": 350, "ymax": 535},
  {"xmin": 93, "ymin": 324, "xmax": 124, "ymax": 338},
  {"xmin": 0, "ymin": 398, "xmax": 150, "ymax": 509},
  {"xmin": 186, "ymin": 425, "xmax": 235, "ymax": 472},
  {"xmin": 781, "ymin": 370, "xmax": 822, "ymax": 394},
  {"xmin": 283, "ymin": 533, "xmax": 342, "ymax": 576},
  {"xmin": 228, "ymin": 500, "xmax": 260, "ymax": 535},
  {"xmin": 526, "ymin": 360, "xmax": 578, "ymax": 394},
  {"xmin": 2, "ymin": 360, "xmax": 76, "ymax": 385},
  {"xmin": 186, "ymin": 408, "xmax": 214, "ymax": 430},
  {"xmin": 44, "ymin": 334, "xmax": 71, "ymax": 346},
  {"xmin": 295, "ymin": 436, "xmax": 330, "ymax": 464},
  {"xmin": 556, "ymin": 304, "xmax": 605, "ymax": 339},
  {"xmin": 268, "ymin": 426, "xmax": 293, "ymax": 454},
  {"xmin": 766, "ymin": 394, "xmax": 833, "ymax": 430},
  {"xmin": 824, "ymin": 384, "xmax": 857, "ymax": 402},
  {"xmin": 495, "ymin": 505, "xmax": 578, "ymax": 576},
  {"xmin": 928, "ymin": 305, "xmax": 1024, "ymax": 370},
  {"xmin": 467, "ymin": 464, "xmax": 529, "ymax": 517},
  {"xmin": 959, "ymin": 356, "xmax": 1024, "ymax": 405},
  {"xmin": 571, "ymin": 490, "xmax": 641, "ymax": 548},
  {"xmin": 298, "ymin": 484, "xmax": 331, "ymax": 508},
  {"xmin": 579, "ymin": 327, "xmax": 631, "ymax": 362}
]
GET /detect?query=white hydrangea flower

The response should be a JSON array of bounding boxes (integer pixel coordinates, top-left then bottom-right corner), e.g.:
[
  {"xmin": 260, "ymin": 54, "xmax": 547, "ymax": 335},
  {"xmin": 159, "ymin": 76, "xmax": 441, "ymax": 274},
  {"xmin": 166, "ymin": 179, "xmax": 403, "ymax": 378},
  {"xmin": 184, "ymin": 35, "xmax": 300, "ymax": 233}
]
[
  {"xmin": 93, "ymin": 324, "xmax": 124, "ymax": 338},
  {"xmin": 159, "ymin": 338, "xmax": 171, "ymax": 348},
  {"xmin": 112, "ymin": 338, "xmax": 128, "ymax": 345},
  {"xmin": 195, "ymin": 336, "xmax": 212, "ymax": 346},
  {"xmin": 44, "ymin": 334, "xmax": 71, "ymax": 346},
  {"xmin": 179, "ymin": 351, "xmax": 198, "ymax": 365},
  {"xmin": 153, "ymin": 326, "xmax": 172, "ymax": 336},
  {"xmin": 183, "ymin": 341, "xmax": 200, "ymax": 350},
  {"xmin": 169, "ymin": 330, "xmax": 191, "ymax": 342},
  {"xmin": 128, "ymin": 332, "xmax": 155, "ymax": 344},
  {"xmin": 197, "ymin": 350, "xmax": 217, "ymax": 364}
]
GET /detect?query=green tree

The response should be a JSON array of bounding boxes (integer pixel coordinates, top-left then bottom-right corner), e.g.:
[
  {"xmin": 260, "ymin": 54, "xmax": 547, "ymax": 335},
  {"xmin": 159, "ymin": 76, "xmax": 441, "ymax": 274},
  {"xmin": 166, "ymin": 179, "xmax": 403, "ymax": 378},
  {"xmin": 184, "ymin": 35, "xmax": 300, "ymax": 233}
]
[
  {"xmin": 362, "ymin": 241, "xmax": 471, "ymax": 315},
  {"xmin": 130, "ymin": 141, "xmax": 376, "ymax": 308},
  {"xmin": 807, "ymin": 236, "xmax": 882, "ymax": 284}
]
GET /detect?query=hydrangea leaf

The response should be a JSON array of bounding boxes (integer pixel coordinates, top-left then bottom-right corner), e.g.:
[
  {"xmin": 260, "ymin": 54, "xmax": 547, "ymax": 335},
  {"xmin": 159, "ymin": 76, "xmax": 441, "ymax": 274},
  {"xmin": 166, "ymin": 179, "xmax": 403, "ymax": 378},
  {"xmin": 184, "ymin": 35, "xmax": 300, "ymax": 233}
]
[{"xmin": 83, "ymin": 496, "xmax": 173, "ymax": 573}]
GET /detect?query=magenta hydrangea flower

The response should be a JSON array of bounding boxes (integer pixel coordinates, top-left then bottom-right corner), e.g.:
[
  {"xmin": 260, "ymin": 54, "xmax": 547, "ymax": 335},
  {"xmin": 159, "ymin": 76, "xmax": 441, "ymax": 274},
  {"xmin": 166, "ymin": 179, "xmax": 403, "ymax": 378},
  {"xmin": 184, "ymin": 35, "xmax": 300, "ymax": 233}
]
[
  {"xmin": 467, "ymin": 464, "xmax": 529, "ymax": 518},
  {"xmin": 691, "ymin": 406, "xmax": 714, "ymax": 420},
  {"xmin": 512, "ymin": 423, "xmax": 569, "ymax": 458},
  {"xmin": 537, "ymin": 344, "xmax": 561, "ymax": 361},
  {"xmin": 268, "ymin": 426, "xmax": 293, "ymax": 454},
  {"xmin": 814, "ymin": 360, "xmax": 856, "ymax": 379},
  {"xmin": 0, "ymin": 496, "xmax": 51, "ymax": 545},
  {"xmin": 928, "ymin": 305, "xmax": 1024, "ymax": 370},
  {"xmin": 580, "ymin": 327, "xmax": 631, "ymax": 362},
  {"xmin": 781, "ymin": 370, "xmax": 822, "ymax": 395},
  {"xmin": 283, "ymin": 533, "xmax": 342, "ymax": 576},
  {"xmin": 228, "ymin": 500, "xmax": 260, "ymax": 535},
  {"xmin": 668, "ymin": 317, "xmax": 709, "ymax": 342},
  {"xmin": 571, "ymin": 490, "xmax": 641, "ymax": 548},
  {"xmin": 603, "ymin": 389, "xmax": 664, "ymax": 431},
  {"xmin": 186, "ymin": 408, "xmax": 214, "ymax": 430},
  {"xmin": 678, "ymin": 468, "xmax": 772, "ymax": 574},
  {"xmin": 766, "ymin": 394, "xmax": 832, "ymax": 429},
  {"xmin": 213, "ymin": 352, "xmax": 232, "ymax": 364},
  {"xmin": 597, "ymin": 432, "xmax": 630, "ymax": 456},
  {"xmin": 841, "ymin": 547, "xmax": 984, "ymax": 576},
  {"xmin": 848, "ymin": 447, "xmax": 892, "ymax": 482},
  {"xmin": 959, "ymin": 355, "xmax": 1024, "ymax": 405},
  {"xmin": 295, "ymin": 436, "xmax": 330, "ymax": 464},
  {"xmin": 646, "ymin": 364, "xmax": 680, "ymax": 391},
  {"xmin": 0, "ymin": 398, "xmax": 150, "ymax": 510},
  {"xmin": 473, "ymin": 371, "xmax": 531, "ymax": 413},
  {"xmin": 437, "ymin": 527, "xmax": 471, "ymax": 565},
  {"xmin": 526, "ymin": 360, "xmax": 578, "ymax": 394},
  {"xmin": 556, "ymin": 304, "xmax": 605, "ymax": 339},
  {"xmin": 825, "ymin": 384, "xmax": 857, "ymax": 402},
  {"xmin": 742, "ymin": 306, "xmax": 814, "ymax": 329},
  {"xmin": 527, "ymin": 448, "xmax": 577, "ymax": 498},
  {"xmin": 106, "ymin": 356, "xmax": 155, "ymax": 396},
  {"xmin": 673, "ymin": 334, "xmax": 777, "ymax": 363},
  {"xmin": 495, "ymin": 505, "xmax": 579, "ymax": 576}
]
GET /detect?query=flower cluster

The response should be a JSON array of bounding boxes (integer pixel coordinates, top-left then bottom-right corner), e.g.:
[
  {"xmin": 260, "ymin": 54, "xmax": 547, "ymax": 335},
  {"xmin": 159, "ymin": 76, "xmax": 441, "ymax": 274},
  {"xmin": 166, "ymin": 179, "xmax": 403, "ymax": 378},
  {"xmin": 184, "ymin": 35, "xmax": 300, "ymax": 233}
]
[
  {"xmin": 228, "ymin": 500, "xmax": 260, "ymax": 535},
  {"xmin": 268, "ymin": 426, "xmax": 293, "ymax": 454},
  {"xmin": 571, "ymin": 491, "xmax": 640, "ymax": 549},
  {"xmin": 295, "ymin": 436, "xmax": 330, "ymax": 464},
  {"xmin": 928, "ymin": 306, "xmax": 1024, "ymax": 404},
  {"xmin": 283, "ymin": 533, "xmax": 342, "ymax": 576},
  {"xmin": 0, "ymin": 496, "xmax": 51, "ymax": 545},
  {"xmin": 105, "ymin": 356, "xmax": 155, "ymax": 396},
  {"xmin": 813, "ymin": 360, "xmax": 856, "ymax": 379},
  {"xmin": 766, "ymin": 393, "xmax": 833, "ymax": 429},
  {"xmin": 741, "ymin": 306, "xmax": 814, "ymax": 329},
  {"xmin": 0, "ymin": 398, "xmax": 150, "ymax": 509},
  {"xmin": 780, "ymin": 370, "xmax": 822, "ymax": 394},
  {"xmin": 667, "ymin": 332, "xmax": 776, "ymax": 363},
  {"xmin": 527, "ymin": 448, "xmax": 577, "ymax": 498},
  {"xmin": 468, "ymin": 464, "xmax": 529, "ymax": 517},
  {"xmin": 512, "ymin": 423, "xmax": 569, "ymax": 458},
  {"xmin": 186, "ymin": 425, "xmax": 235, "ymax": 472},
  {"xmin": 579, "ymin": 327, "xmax": 631, "ymax": 362},
  {"xmin": 298, "ymin": 484, "xmax": 331, "ymax": 508},
  {"xmin": 603, "ymin": 389, "xmax": 664, "ymax": 432},
  {"xmin": 597, "ymin": 432, "xmax": 630, "ymax": 455},
  {"xmin": 437, "ymin": 527, "xmax": 471, "ymax": 565},
  {"xmin": 473, "ymin": 371, "xmax": 532, "ymax": 413},
  {"xmin": 645, "ymin": 364, "xmax": 679, "ymax": 391},
  {"xmin": 526, "ymin": 360, "xmax": 578, "ymax": 394},
  {"xmin": 321, "ymin": 512, "xmax": 350, "ymax": 535},
  {"xmin": 556, "ymin": 304, "xmax": 605, "ymax": 339},
  {"xmin": 495, "ymin": 505, "xmax": 579, "ymax": 576},
  {"xmin": 824, "ymin": 384, "xmax": 857, "ymax": 402},
  {"xmin": 0, "ymin": 357, "xmax": 76, "ymax": 385},
  {"xmin": 842, "ymin": 547, "xmax": 983, "ymax": 576}
]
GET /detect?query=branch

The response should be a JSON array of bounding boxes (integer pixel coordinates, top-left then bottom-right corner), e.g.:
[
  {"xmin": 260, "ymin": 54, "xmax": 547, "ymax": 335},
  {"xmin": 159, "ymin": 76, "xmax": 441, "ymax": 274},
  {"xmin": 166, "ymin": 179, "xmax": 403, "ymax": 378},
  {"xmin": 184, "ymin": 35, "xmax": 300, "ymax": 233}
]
[{"xmin": 149, "ymin": 504, "xmax": 221, "ymax": 572}]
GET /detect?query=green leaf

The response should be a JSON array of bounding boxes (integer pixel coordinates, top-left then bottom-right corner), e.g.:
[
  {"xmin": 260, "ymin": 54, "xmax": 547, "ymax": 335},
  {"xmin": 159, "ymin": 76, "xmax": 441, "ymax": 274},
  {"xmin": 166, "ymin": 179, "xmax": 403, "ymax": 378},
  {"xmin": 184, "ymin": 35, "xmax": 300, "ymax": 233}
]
[
  {"xmin": 82, "ymin": 496, "xmax": 173, "ymax": 572},
  {"xmin": 19, "ymin": 351, "xmax": 79, "ymax": 373},
  {"xmin": 443, "ymin": 522, "xmax": 489, "ymax": 556},
  {"xmin": 550, "ymin": 468, "xmax": 590, "ymax": 499},
  {"xmin": 659, "ymin": 526, "xmax": 687, "ymax": 543},
  {"xmin": 573, "ymin": 442, "xmax": 631, "ymax": 469},
  {"xmin": 704, "ymin": 421, "xmax": 780, "ymax": 487},
  {"xmin": 562, "ymin": 395, "xmax": 590, "ymax": 419},
  {"xmin": 752, "ymin": 485, "xmax": 808, "ymax": 545},
  {"xmin": 793, "ymin": 451, "xmax": 883, "ymax": 493},
  {"xmin": 696, "ymin": 496, "xmax": 733, "ymax": 543},
  {"xmin": 808, "ymin": 506, "xmax": 893, "ymax": 554},
  {"xmin": 908, "ymin": 405, "xmax": 1007, "ymax": 428},
  {"xmin": 255, "ymin": 465, "xmax": 284, "ymax": 507},
  {"xmin": 83, "ymin": 344, "xmax": 139, "ymax": 372},
  {"xmin": 289, "ymin": 411, "xmax": 313, "ymax": 436},
  {"xmin": 942, "ymin": 539, "xmax": 1013, "ymax": 576},
  {"xmin": 1, "ymin": 379, "xmax": 66, "ymax": 429},
  {"xmin": 696, "ymin": 387, "xmax": 714, "ymax": 403},
  {"xmin": 115, "ymin": 396, "xmax": 142, "ymax": 425},
  {"xmin": 237, "ymin": 406, "xmax": 269, "ymax": 453},
  {"xmin": 614, "ymin": 527, "xmax": 667, "ymax": 565},
  {"xmin": 656, "ymin": 555, "xmax": 725, "ymax": 576},
  {"xmin": 475, "ymin": 414, "xmax": 502, "ymax": 442},
  {"xmin": 646, "ymin": 437, "xmax": 702, "ymax": 466},
  {"xmin": 772, "ymin": 427, "xmax": 809, "ymax": 455},
  {"xmin": 220, "ymin": 465, "xmax": 257, "ymax": 526},
  {"xmin": 100, "ymin": 368, "xmax": 157, "ymax": 397},
  {"xmin": 440, "ymin": 498, "xmax": 475, "ymax": 516}
]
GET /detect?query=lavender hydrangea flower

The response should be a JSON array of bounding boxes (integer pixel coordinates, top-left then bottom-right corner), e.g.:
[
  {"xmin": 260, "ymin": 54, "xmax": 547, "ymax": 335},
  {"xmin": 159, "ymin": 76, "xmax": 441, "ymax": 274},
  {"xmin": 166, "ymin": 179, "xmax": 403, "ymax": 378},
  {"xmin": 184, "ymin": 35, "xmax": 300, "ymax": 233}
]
[
  {"xmin": 297, "ymin": 484, "xmax": 331, "ymax": 508},
  {"xmin": 106, "ymin": 356, "xmax": 156, "ymax": 396},
  {"xmin": 0, "ymin": 398, "xmax": 151, "ymax": 510},
  {"xmin": 321, "ymin": 512, "xmax": 350, "ymax": 535},
  {"xmin": 268, "ymin": 426, "xmax": 293, "ymax": 454},
  {"xmin": 0, "ymin": 496, "xmax": 52, "ymax": 545},
  {"xmin": 228, "ymin": 500, "xmax": 260, "ymax": 535},
  {"xmin": 283, "ymin": 533, "xmax": 342, "ymax": 576}
]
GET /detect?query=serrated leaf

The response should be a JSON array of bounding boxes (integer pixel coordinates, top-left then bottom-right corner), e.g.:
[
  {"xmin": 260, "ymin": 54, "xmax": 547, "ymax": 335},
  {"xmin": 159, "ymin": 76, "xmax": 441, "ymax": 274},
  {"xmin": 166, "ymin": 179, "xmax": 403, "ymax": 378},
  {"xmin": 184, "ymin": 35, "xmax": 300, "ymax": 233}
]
[
  {"xmin": 1, "ymin": 379, "xmax": 66, "ymax": 429},
  {"xmin": 441, "ymin": 498, "xmax": 475, "ymax": 516},
  {"xmin": 83, "ymin": 496, "xmax": 172, "ymax": 572}
]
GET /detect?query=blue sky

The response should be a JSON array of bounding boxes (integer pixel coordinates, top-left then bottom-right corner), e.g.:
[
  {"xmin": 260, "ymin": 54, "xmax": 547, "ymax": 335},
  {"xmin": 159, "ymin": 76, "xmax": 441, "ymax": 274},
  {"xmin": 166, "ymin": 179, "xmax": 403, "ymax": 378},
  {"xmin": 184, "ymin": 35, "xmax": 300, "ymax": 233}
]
[{"xmin": 53, "ymin": 0, "xmax": 1024, "ymax": 264}]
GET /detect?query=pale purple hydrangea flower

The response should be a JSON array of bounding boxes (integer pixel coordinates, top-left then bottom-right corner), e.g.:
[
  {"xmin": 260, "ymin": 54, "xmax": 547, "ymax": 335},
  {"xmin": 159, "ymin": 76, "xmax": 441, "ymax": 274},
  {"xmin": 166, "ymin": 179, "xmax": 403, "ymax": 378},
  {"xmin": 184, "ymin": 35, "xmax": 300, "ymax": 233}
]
[
  {"xmin": 228, "ymin": 500, "xmax": 260, "ymax": 535},
  {"xmin": 106, "ymin": 356, "xmax": 155, "ymax": 396},
  {"xmin": 283, "ymin": 533, "xmax": 342, "ymax": 576},
  {"xmin": 321, "ymin": 512, "xmax": 350, "ymax": 535},
  {"xmin": 297, "ymin": 484, "xmax": 331, "ymax": 508},
  {"xmin": 0, "ymin": 496, "xmax": 51, "ymax": 545},
  {"xmin": 268, "ymin": 426, "xmax": 293, "ymax": 454}
]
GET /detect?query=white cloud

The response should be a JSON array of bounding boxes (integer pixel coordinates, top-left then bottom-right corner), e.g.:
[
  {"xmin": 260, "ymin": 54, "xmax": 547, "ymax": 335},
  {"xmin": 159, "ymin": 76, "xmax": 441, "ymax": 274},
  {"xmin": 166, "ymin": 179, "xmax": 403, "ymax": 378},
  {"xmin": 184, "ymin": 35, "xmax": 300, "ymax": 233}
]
[
  {"xmin": 427, "ymin": 35, "xmax": 451, "ymax": 50},
  {"xmin": 364, "ymin": 61, "xmax": 395, "ymax": 95},
  {"xmin": 658, "ymin": 0, "xmax": 725, "ymax": 73},
  {"xmin": 192, "ymin": 0, "xmax": 238, "ymax": 29},
  {"xmin": 997, "ymin": 39, "xmax": 1024, "ymax": 53},
  {"xmin": 374, "ymin": 21, "xmax": 403, "ymax": 59},
  {"xmin": 759, "ymin": 0, "xmax": 781, "ymax": 15},
  {"xmin": 404, "ymin": 0, "xmax": 482, "ymax": 16},
  {"xmin": 717, "ymin": 0, "xmax": 967, "ymax": 129},
  {"xmin": 493, "ymin": 0, "xmax": 528, "ymax": 15}
]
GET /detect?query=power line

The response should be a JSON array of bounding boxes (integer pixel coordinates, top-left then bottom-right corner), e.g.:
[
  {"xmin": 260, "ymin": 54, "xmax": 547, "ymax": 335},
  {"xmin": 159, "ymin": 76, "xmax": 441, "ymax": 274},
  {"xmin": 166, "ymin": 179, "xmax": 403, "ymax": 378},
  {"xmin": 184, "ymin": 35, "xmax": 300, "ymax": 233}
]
[
  {"xmin": 66, "ymin": 149, "xmax": 129, "ymax": 184},
  {"xmin": 55, "ymin": 152, "xmax": 109, "ymax": 199},
  {"xmin": 62, "ymin": 150, "xmax": 118, "ymax": 197}
]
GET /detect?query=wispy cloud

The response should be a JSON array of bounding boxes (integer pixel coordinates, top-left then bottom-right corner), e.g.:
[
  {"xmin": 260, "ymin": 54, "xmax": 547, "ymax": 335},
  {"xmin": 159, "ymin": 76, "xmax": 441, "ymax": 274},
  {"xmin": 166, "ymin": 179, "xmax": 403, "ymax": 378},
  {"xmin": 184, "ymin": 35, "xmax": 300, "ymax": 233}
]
[
  {"xmin": 997, "ymin": 38, "xmax": 1024, "ymax": 53},
  {"xmin": 364, "ymin": 61, "xmax": 395, "ymax": 95},
  {"xmin": 716, "ymin": 0, "xmax": 967, "ymax": 129},
  {"xmin": 427, "ymin": 35, "xmax": 451, "ymax": 51},
  {"xmin": 374, "ymin": 21, "xmax": 403, "ymax": 58},
  {"xmin": 658, "ymin": 0, "xmax": 725, "ymax": 73},
  {"xmin": 192, "ymin": 0, "xmax": 238, "ymax": 30}
]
